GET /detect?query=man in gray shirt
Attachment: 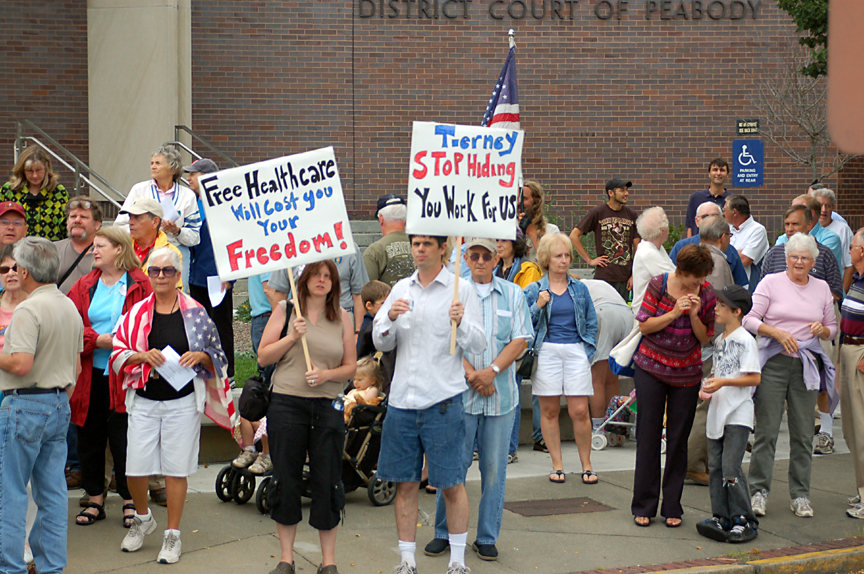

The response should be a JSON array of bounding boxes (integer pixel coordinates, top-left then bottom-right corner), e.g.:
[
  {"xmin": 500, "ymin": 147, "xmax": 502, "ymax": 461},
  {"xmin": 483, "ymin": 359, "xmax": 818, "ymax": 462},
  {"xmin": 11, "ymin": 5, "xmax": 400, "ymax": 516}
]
[{"xmin": 54, "ymin": 196, "xmax": 102, "ymax": 294}]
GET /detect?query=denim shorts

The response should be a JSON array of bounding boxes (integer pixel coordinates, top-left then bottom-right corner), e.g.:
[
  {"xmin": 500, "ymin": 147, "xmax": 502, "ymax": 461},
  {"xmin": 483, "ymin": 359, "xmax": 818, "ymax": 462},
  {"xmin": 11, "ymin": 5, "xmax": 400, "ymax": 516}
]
[{"xmin": 377, "ymin": 394, "xmax": 466, "ymax": 489}]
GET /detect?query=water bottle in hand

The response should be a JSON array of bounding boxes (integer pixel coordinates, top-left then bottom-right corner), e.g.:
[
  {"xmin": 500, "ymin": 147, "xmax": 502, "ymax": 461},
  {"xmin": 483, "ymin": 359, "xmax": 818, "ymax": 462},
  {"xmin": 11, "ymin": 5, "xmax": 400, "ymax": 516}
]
[{"xmin": 401, "ymin": 299, "xmax": 414, "ymax": 329}]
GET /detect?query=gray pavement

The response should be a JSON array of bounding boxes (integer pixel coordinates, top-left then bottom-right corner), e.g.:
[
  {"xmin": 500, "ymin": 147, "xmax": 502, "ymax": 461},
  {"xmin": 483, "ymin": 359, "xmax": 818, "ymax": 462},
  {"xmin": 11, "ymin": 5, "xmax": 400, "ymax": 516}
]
[{"xmin": 67, "ymin": 418, "xmax": 863, "ymax": 574}]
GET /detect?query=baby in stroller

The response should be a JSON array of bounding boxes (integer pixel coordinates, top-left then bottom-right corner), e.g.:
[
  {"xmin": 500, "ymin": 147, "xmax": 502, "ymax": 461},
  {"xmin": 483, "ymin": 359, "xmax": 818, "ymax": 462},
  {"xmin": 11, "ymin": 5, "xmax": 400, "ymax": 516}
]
[
  {"xmin": 232, "ymin": 417, "xmax": 271, "ymax": 475},
  {"xmin": 344, "ymin": 356, "xmax": 384, "ymax": 423}
]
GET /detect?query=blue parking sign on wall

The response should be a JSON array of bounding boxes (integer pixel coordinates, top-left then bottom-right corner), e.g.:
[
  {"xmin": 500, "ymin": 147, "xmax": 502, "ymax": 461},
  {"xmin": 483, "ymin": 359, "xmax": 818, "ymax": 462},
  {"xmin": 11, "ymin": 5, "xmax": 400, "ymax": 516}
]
[{"xmin": 732, "ymin": 139, "xmax": 763, "ymax": 187}]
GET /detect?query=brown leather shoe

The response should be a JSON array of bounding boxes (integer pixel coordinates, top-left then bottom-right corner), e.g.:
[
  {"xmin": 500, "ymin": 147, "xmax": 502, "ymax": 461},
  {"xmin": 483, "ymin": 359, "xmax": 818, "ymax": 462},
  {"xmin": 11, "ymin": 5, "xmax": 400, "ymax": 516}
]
[
  {"xmin": 66, "ymin": 470, "xmax": 82, "ymax": 490},
  {"xmin": 150, "ymin": 488, "xmax": 168, "ymax": 507},
  {"xmin": 686, "ymin": 471, "xmax": 710, "ymax": 486}
]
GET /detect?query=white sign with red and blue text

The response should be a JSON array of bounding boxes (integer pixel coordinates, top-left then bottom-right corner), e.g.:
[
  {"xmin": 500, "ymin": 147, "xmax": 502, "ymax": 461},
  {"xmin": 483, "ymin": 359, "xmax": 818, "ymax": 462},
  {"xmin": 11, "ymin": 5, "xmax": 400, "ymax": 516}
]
[
  {"xmin": 406, "ymin": 121, "xmax": 524, "ymax": 240},
  {"xmin": 197, "ymin": 147, "xmax": 354, "ymax": 281}
]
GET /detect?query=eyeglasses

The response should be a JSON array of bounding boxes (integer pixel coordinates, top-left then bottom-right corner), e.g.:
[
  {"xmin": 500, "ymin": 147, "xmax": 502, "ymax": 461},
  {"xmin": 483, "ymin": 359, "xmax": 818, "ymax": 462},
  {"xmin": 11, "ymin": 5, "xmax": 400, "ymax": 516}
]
[
  {"xmin": 0, "ymin": 219, "xmax": 25, "ymax": 228},
  {"xmin": 0, "ymin": 264, "xmax": 17, "ymax": 274},
  {"xmin": 468, "ymin": 253, "xmax": 495, "ymax": 262},
  {"xmin": 788, "ymin": 256, "xmax": 813, "ymax": 263},
  {"xmin": 68, "ymin": 200, "xmax": 92, "ymax": 211},
  {"xmin": 147, "ymin": 266, "xmax": 178, "ymax": 278}
]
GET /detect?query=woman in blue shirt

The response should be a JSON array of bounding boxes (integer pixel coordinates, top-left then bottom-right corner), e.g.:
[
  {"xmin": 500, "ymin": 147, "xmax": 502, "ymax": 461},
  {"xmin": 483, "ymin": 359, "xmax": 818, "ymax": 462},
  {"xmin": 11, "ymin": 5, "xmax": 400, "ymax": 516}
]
[{"xmin": 524, "ymin": 233, "xmax": 599, "ymax": 485}]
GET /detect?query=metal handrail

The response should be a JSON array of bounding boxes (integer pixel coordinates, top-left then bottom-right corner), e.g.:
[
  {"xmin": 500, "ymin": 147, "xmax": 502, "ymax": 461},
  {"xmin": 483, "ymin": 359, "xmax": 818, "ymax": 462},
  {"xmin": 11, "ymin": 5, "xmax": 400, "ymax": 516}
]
[
  {"xmin": 174, "ymin": 125, "xmax": 239, "ymax": 168},
  {"xmin": 15, "ymin": 120, "xmax": 125, "ymax": 207}
]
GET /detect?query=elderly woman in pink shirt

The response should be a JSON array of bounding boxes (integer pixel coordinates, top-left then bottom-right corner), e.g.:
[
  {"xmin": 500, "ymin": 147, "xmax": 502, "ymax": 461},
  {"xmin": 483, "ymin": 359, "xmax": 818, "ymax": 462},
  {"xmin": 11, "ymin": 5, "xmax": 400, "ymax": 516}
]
[{"xmin": 742, "ymin": 232, "xmax": 837, "ymax": 520}]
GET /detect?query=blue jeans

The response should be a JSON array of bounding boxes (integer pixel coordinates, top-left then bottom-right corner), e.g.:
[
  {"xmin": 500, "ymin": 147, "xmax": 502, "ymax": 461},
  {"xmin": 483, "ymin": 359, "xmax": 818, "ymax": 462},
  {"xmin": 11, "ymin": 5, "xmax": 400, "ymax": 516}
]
[
  {"xmin": 0, "ymin": 391, "xmax": 71, "ymax": 574},
  {"xmin": 434, "ymin": 408, "xmax": 517, "ymax": 545},
  {"xmin": 532, "ymin": 395, "xmax": 543, "ymax": 442},
  {"xmin": 65, "ymin": 422, "xmax": 79, "ymax": 472},
  {"xmin": 251, "ymin": 313, "xmax": 275, "ymax": 380}
]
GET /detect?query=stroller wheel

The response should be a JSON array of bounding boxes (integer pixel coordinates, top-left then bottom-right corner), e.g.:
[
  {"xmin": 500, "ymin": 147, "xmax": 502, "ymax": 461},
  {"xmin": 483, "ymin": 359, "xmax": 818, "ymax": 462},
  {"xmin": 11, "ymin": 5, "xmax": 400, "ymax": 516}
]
[
  {"xmin": 215, "ymin": 466, "xmax": 234, "ymax": 502},
  {"xmin": 232, "ymin": 472, "xmax": 256, "ymax": 505},
  {"xmin": 609, "ymin": 433, "xmax": 626, "ymax": 447},
  {"xmin": 591, "ymin": 433, "xmax": 608, "ymax": 451},
  {"xmin": 367, "ymin": 473, "xmax": 396, "ymax": 506},
  {"xmin": 255, "ymin": 476, "xmax": 271, "ymax": 514}
]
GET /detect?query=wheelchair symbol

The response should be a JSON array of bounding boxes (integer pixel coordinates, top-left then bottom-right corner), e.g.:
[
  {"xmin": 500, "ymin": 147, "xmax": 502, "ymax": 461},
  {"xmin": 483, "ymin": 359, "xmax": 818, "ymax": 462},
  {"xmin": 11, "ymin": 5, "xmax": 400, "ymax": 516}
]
[{"xmin": 738, "ymin": 145, "xmax": 757, "ymax": 166}]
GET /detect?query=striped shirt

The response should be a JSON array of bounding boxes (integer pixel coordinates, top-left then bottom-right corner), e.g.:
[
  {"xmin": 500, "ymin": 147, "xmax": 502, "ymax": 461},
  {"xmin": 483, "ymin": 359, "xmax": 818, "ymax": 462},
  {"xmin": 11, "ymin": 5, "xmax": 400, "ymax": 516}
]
[
  {"xmin": 841, "ymin": 272, "xmax": 864, "ymax": 338},
  {"xmin": 463, "ymin": 277, "xmax": 533, "ymax": 416},
  {"xmin": 762, "ymin": 236, "xmax": 842, "ymax": 300},
  {"xmin": 634, "ymin": 274, "xmax": 716, "ymax": 387}
]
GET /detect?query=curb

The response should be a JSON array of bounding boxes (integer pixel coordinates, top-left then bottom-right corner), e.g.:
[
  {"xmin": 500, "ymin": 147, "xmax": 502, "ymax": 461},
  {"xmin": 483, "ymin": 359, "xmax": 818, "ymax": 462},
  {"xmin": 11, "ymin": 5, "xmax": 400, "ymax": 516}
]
[{"xmin": 657, "ymin": 545, "xmax": 864, "ymax": 574}]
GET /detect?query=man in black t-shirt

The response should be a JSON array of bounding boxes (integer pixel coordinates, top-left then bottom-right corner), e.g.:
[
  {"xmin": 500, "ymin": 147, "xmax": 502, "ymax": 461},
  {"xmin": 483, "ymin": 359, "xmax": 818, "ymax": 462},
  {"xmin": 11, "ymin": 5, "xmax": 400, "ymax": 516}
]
[{"xmin": 570, "ymin": 178, "xmax": 641, "ymax": 301}]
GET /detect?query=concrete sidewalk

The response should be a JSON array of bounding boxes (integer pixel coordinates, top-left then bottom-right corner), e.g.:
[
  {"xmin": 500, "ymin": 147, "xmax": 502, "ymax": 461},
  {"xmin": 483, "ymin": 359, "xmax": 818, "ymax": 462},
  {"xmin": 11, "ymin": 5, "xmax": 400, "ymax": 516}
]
[{"xmin": 67, "ymin": 426, "xmax": 863, "ymax": 574}]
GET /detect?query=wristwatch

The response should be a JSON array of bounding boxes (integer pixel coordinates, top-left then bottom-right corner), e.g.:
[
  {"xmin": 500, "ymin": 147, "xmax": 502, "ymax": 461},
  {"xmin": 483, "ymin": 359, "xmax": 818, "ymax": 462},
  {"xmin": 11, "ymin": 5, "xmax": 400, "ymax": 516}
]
[{"xmin": 490, "ymin": 364, "xmax": 501, "ymax": 375}]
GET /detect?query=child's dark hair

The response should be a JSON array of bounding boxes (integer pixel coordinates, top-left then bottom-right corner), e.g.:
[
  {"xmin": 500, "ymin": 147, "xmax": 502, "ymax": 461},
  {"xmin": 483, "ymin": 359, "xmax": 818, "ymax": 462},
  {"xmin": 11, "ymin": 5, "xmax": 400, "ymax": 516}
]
[
  {"xmin": 356, "ymin": 356, "xmax": 383, "ymax": 389},
  {"xmin": 361, "ymin": 280, "xmax": 391, "ymax": 307}
]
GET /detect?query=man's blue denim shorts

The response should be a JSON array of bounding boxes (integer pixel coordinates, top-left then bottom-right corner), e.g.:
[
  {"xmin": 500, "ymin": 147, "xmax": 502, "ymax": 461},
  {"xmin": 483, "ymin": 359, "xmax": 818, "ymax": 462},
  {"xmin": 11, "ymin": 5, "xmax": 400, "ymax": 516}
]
[{"xmin": 377, "ymin": 394, "xmax": 466, "ymax": 489}]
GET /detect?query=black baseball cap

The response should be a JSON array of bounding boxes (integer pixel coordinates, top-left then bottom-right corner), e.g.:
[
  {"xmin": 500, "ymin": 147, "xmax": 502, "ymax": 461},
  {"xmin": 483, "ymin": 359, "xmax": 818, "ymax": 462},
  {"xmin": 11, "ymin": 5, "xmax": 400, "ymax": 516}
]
[
  {"xmin": 715, "ymin": 284, "xmax": 753, "ymax": 316},
  {"xmin": 605, "ymin": 179, "xmax": 632, "ymax": 192},
  {"xmin": 376, "ymin": 194, "xmax": 406, "ymax": 213}
]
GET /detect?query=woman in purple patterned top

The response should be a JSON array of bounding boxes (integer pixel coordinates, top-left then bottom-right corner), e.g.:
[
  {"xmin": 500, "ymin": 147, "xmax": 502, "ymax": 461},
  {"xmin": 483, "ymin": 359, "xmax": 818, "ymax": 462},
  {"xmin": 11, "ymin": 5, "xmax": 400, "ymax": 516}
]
[{"xmin": 631, "ymin": 244, "xmax": 716, "ymax": 528}]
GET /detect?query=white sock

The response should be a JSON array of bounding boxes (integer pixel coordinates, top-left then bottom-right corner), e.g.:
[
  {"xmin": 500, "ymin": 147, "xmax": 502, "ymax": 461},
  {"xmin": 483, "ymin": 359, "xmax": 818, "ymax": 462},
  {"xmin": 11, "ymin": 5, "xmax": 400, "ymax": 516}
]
[
  {"xmin": 448, "ymin": 531, "xmax": 468, "ymax": 567},
  {"xmin": 245, "ymin": 445, "xmax": 256, "ymax": 452},
  {"xmin": 165, "ymin": 529, "xmax": 180, "ymax": 537},
  {"xmin": 820, "ymin": 413, "xmax": 833, "ymax": 436},
  {"xmin": 135, "ymin": 509, "xmax": 152, "ymax": 522},
  {"xmin": 398, "ymin": 540, "xmax": 416, "ymax": 567},
  {"xmin": 592, "ymin": 417, "xmax": 604, "ymax": 431}
]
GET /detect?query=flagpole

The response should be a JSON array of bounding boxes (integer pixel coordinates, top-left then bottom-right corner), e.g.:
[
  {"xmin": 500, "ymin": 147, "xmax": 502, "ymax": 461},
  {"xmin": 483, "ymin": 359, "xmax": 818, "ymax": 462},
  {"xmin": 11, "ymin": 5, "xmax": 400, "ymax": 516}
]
[{"xmin": 509, "ymin": 28, "xmax": 515, "ymax": 49}]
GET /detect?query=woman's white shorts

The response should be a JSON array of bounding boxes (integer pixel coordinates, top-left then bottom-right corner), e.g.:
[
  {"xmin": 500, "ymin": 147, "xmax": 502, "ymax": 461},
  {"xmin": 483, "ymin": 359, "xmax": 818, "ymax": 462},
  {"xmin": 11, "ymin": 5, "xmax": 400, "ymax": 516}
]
[
  {"xmin": 126, "ymin": 393, "xmax": 202, "ymax": 478},
  {"xmin": 532, "ymin": 342, "xmax": 593, "ymax": 397}
]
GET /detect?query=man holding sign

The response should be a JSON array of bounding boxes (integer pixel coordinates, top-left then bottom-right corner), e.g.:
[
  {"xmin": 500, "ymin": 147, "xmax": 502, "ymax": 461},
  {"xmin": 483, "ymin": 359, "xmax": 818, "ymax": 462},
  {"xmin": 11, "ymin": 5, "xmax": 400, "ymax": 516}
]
[{"xmin": 373, "ymin": 235, "xmax": 485, "ymax": 574}]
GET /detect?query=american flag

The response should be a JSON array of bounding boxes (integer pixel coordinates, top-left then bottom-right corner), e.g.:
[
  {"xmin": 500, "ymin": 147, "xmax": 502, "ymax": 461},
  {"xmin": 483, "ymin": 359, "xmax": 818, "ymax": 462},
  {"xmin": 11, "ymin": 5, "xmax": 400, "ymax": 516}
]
[{"xmin": 481, "ymin": 45, "xmax": 520, "ymax": 129}]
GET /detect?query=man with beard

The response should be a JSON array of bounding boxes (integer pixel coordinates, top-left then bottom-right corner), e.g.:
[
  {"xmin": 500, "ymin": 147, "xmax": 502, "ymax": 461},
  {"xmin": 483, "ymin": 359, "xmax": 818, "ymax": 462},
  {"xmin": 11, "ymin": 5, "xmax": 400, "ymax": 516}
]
[
  {"xmin": 53, "ymin": 196, "xmax": 103, "ymax": 294},
  {"xmin": 570, "ymin": 178, "xmax": 641, "ymax": 301}
]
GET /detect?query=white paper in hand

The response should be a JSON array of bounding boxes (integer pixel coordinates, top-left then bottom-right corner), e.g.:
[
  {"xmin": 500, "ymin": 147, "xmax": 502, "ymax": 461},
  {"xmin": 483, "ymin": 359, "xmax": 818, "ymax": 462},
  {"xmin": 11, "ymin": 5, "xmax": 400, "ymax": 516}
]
[
  {"xmin": 155, "ymin": 346, "xmax": 197, "ymax": 391},
  {"xmin": 207, "ymin": 276, "xmax": 226, "ymax": 307},
  {"xmin": 160, "ymin": 198, "xmax": 180, "ymax": 222}
]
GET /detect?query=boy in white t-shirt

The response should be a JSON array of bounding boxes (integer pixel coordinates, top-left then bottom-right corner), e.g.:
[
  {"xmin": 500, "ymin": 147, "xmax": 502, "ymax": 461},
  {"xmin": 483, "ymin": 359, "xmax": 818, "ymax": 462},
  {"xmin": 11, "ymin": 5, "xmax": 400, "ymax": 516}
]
[{"xmin": 696, "ymin": 285, "xmax": 762, "ymax": 544}]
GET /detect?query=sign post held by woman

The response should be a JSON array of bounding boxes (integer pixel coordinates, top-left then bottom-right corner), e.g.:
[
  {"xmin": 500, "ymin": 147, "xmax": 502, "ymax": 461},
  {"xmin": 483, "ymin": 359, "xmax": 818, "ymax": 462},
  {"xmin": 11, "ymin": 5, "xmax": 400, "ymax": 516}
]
[
  {"xmin": 406, "ymin": 121, "xmax": 524, "ymax": 352},
  {"xmin": 197, "ymin": 146, "xmax": 355, "ymax": 370}
]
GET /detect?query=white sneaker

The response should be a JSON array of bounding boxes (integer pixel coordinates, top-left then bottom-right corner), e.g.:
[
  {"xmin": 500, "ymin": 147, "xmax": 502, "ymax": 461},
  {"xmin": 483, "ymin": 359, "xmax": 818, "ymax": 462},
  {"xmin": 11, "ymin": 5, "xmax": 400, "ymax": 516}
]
[
  {"xmin": 446, "ymin": 563, "xmax": 471, "ymax": 574},
  {"xmin": 249, "ymin": 453, "xmax": 273, "ymax": 475},
  {"xmin": 392, "ymin": 562, "xmax": 418, "ymax": 574},
  {"xmin": 847, "ymin": 504, "xmax": 864, "ymax": 519},
  {"xmin": 157, "ymin": 530, "xmax": 182, "ymax": 564},
  {"xmin": 232, "ymin": 449, "xmax": 257, "ymax": 468},
  {"xmin": 790, "ymin": 497, "xmax": 814, "ymax": 517},
  {"xmin": 121, "ymin": 514, "xmax": 158, "ymax": 552},
  {"xmin": 849, "ymin": 494, "xmax": 861, "ymax": 506},
  {"xmin": 751, "ymin": 490, "xmax": 768, "ymax": 516}
]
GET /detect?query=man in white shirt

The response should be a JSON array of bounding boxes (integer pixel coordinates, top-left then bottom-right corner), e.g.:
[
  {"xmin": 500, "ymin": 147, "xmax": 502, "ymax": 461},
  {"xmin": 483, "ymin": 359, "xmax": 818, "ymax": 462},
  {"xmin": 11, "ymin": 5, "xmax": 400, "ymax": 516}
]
[
  {"xmin": 373, "ymin": 235, "xmax": 486, "ymax": 574},
  {"xmin": 811, "ymin": 187, "xmax": 854, "ymax": 292},
  {"xmin": 724, "ymin": 195, "xmax": 768, "ymax": 292}
]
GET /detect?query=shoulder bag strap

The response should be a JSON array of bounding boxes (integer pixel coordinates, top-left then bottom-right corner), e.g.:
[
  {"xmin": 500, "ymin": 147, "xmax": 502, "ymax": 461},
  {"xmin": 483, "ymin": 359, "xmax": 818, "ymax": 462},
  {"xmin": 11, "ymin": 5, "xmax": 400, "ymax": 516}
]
[{"xmin": 57, "ymin": 245, "xmax": 91, "ymax": 288}]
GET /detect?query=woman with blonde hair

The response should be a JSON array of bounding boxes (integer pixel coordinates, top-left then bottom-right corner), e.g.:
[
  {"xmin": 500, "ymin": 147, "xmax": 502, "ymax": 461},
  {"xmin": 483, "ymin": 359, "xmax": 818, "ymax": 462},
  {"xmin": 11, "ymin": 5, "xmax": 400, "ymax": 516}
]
[
  {"xmin": 1, "ymin": 146, "xmax": 68, "ymax": 240},
  {"xmin": 524, "ymin": 233, "xmax": 598, "ymax": 484},
  {"xmin": 67, "ymin": 226, "xmax": 153, "ymax": 528},
  {"xmin": 520, "ymin": 180, "xmax": 560, "ymax": 263}
]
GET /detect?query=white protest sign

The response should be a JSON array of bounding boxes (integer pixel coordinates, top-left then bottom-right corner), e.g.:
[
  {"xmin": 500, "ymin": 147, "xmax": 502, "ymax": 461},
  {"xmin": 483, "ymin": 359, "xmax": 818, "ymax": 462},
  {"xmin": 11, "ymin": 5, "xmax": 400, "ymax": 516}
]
[
  {"xmin": 197, "ymin": 147, "xmax": 355, "ymax": 281},
  {"xmin": 406, "ymin": 121, "xmax": 524, "ymax": 240}
]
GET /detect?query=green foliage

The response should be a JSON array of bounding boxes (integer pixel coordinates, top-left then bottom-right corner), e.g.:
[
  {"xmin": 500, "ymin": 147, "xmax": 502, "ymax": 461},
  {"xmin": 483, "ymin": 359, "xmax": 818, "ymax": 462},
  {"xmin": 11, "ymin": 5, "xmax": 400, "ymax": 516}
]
[
  {"xmin": 236, "ymin": 298, "xmax": 252, "ymax": 323},
  {"xmin": 233, "ymin": 351, "xmax": 259, "ymax": 387},
  {"xmin": 663, "ymin": 224, "xmax": 686, "ymax": 255},
  {"xmin": 777, "ymin": 0, "xmax": 828, "ymax": 78}
]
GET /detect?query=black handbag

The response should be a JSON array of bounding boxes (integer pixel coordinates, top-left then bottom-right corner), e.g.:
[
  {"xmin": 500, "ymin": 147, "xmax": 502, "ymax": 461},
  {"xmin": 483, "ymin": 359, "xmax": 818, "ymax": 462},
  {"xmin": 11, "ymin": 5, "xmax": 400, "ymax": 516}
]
[
  {"xmin": 237, "ymin": 305, "xmax": 292, "ymax": 421},
  {"xmin": 516, "ymin": 304, "xmax": 548, "ymax": 379}
]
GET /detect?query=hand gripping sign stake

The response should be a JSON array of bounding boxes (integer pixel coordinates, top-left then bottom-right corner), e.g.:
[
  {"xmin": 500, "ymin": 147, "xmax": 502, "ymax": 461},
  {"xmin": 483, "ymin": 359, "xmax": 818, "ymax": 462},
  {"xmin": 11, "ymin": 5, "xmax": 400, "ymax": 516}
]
[
  {"xmin": 450, "ymin": 236, "xmax": 463, "ymax": 355},
  {"xmin": 286, "ymin": 266, "xmax": 313, "ymax": 372}
]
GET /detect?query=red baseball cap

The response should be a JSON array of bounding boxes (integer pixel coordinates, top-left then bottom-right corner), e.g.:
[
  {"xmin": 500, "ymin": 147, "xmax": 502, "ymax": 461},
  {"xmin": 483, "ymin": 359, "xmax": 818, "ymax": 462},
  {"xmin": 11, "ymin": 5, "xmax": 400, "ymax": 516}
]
[{"xmin": 0, "ymin": 202, "xmax": 25, "ymax": 218}]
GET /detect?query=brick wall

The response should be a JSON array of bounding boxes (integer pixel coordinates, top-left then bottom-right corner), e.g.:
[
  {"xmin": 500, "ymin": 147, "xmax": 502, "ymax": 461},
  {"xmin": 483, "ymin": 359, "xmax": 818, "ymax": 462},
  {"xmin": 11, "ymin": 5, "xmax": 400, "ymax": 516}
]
[
  {"xmin": 0, "ymin": 1, "xmax": 89, "ymax": 172},
  {"xmin": 190, "ymin": 0, "xmax": 855, "ymax": 234}
]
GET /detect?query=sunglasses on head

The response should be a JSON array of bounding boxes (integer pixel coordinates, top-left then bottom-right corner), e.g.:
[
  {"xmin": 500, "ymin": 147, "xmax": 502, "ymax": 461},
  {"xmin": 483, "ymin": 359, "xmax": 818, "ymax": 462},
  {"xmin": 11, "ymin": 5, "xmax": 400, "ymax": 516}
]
[
  {"xmin": 468, "ymin": 253, "xmax": 494, "ymax": 262},
  {"xmin": 147, "ymin": 266, "xmax": 178, "ymax": 278},
  {"xmin": 68, "ymin": 200, "xmax": 92, "ymax": 211},
  {"xmin": 0, "ymin": 264, "xmax": 17, "ymax": 274}
]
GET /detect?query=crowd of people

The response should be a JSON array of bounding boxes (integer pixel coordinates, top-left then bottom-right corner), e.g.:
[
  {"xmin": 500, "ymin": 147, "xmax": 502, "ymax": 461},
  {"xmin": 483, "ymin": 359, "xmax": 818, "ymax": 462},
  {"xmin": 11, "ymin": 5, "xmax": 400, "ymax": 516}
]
[{"xmin": 1, "ymin": 147, "xmax": 863, "ymax": 574}]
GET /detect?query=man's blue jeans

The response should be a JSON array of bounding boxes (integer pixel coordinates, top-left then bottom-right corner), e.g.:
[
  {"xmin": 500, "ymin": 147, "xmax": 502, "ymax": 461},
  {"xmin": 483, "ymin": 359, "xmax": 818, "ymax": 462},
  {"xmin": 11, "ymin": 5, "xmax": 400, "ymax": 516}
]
[
  {"xmin": 0, "ymin": 391, "xmax": 71, "ymax": 574},
  {"xmin": 434, "ymin": 408, "xmax": 517, "ymax": 545},
  {"xmin": 251, "ymin": 313, "xmax": 275, "ymax": 380}
]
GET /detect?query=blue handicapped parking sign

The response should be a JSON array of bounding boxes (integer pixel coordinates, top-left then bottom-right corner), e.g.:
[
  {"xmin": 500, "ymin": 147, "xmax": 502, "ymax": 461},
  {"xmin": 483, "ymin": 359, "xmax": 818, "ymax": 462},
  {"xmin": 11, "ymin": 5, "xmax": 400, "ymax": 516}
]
[{"xmin": 732, "ymin": 139, "xmax": 763, "ymax": 187}]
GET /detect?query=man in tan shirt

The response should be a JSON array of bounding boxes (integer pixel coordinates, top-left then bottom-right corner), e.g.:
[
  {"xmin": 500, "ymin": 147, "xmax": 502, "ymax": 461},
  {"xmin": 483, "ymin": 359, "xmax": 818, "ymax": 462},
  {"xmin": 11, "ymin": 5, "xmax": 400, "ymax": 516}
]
[{"xmin": 0, "ymin": 237, "xmax": 83, "ymax": 572}]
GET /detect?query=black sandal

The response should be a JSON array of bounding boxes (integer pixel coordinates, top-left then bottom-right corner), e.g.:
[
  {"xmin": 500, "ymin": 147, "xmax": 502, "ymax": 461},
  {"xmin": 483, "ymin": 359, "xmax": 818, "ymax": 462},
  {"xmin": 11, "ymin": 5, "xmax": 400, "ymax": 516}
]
[
  {"xmin": 581, "ymin": 470, "xmax": 599, "ymax": 485},
  {"xmin": 75, "ymin": 502, "xmax": 105, "ymax": 526},
  {"xmin": 122, "ymin": 503, "xmax": 136, "ymax": 529}
]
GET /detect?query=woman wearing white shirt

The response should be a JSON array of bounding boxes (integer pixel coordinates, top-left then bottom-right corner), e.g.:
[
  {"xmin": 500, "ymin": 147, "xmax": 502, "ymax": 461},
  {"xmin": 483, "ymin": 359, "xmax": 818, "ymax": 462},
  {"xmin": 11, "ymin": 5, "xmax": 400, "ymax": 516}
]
[
  {"xmin": 115, "ymin": 145, "xmax": 201, "ymax": 249},
  {"xmin": 631, "ymin": 207, "xmax": 676, "ymax": 310}
]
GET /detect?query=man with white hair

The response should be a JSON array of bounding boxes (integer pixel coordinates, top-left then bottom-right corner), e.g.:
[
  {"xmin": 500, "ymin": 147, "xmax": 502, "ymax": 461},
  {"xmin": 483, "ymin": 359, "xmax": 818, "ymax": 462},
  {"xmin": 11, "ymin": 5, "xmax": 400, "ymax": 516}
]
[
  {"xmin": 810, "ymin": 182, "xmax": 848, "ymax": 225},
  {"xmin": 811, "ymin": 187, "xmax": 854, "ymax": 291},
  {"xmin": 364, "ymin": 194, "xmax": 415, "ymax": 287},
  {"xmin": 669, "ymin": 202, "xmax": 748, "ymax": 288}
]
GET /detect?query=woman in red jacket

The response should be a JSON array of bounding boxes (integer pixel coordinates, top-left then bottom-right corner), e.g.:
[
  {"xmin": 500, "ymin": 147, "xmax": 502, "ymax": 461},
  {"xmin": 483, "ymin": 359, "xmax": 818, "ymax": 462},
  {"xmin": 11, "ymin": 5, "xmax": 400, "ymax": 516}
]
[{"xmin": 68, "ymin": 226, "xmax": 153, "ymax": 527}]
